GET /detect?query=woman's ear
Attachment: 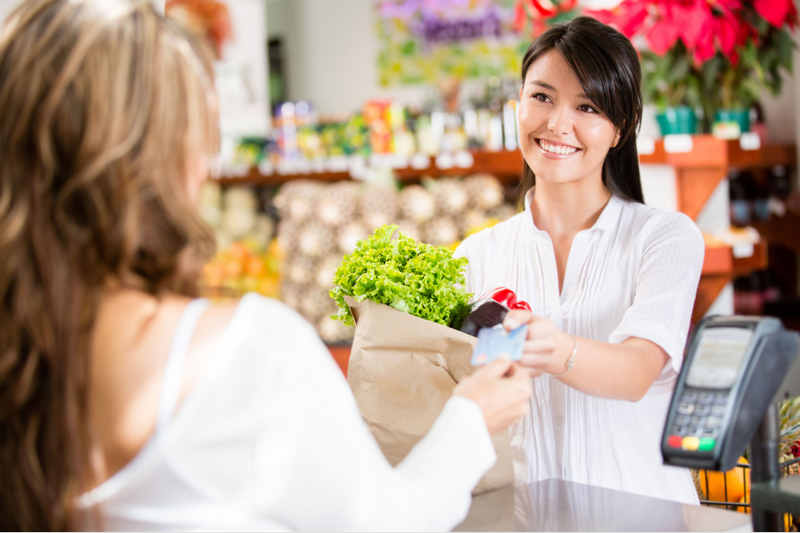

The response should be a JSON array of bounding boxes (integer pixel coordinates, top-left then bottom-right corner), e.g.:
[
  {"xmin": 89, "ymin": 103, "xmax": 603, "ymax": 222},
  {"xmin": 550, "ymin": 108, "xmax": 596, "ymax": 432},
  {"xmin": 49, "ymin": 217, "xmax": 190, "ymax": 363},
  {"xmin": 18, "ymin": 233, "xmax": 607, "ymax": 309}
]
[{"xmin": 612, "ymin": 130, "xmax": 621, "ymax": 148}]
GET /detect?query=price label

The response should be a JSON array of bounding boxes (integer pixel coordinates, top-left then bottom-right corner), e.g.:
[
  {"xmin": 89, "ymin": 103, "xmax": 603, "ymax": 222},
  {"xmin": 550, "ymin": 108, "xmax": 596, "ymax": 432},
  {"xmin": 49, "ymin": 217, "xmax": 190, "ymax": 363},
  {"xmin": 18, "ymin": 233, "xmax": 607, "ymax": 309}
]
[
  {"xmin": 276, "ymin": 161, "xmax": 295, "ymax": 175},
  {"xmin": 410, "ymin": 153, "xmax": 431, "ymax": 169},
  {"xmin": 732, "ymin": 243, "xmax": 755, "ymax": 259},
  {"xmin": 348, "ymin": 155, "xmax": 367, "ymax": 180},
  {"xmin": 739, "ymin": 132, "xmax": 761, "ymax": 151},
  {"xmin": 258, "ymin": 160, "xmax": 274, "ymax": 176},
  {"xmin": 637, "ymin": 137, "xmax": 656, "ymax": 155},
  {"xmin": 454, "ymin": 150, "xmax": 475, "ymax": 168},
  {"xmin": 436, "ymin": 152, "xmax": 455, "ymax": 169},
  {"xmin": 664, "ymin": 134, "xmax": 693, "ymax": 154},
  {"xmin": 326, "ymin": 156, "xmax": 349, "ymax": 173},
  {"xmin": 309, "ymin": 159, "xmax": 326, "ymax": 173},
  {"xmin": 295, "ymin": 159, "xmax": 312, "ymax": 174}
]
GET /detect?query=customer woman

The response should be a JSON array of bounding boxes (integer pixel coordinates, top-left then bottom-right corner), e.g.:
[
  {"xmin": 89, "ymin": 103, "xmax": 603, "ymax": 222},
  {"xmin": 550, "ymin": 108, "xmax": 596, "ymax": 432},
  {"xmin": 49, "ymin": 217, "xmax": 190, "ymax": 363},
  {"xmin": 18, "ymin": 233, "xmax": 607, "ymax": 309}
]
[
  {"xmin": 0, "ymin": 1, "xmax": 532, "ymax": 530},
  {"xmin": 455, "ymin": 17, "xmax": 704, "ymax": 504}
]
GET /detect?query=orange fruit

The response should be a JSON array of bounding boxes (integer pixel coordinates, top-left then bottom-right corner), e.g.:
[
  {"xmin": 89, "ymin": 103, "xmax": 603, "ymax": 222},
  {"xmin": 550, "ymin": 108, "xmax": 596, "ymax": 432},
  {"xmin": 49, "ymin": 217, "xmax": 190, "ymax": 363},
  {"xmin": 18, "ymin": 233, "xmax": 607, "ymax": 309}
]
[
  {"xmin": 223, "ymin": 259, "xmax": 243, "ymax": 278},
  {"xmin": 227, "ymin": 242, "xmax": 248, "ymax": 262},
  {"xmin": 698, "ymin": 457, "xmax": 750, "ymax": 503},
  {"xmin": 737, "ymin": 494, "xmax": 750, "ymax": 514},
  {"xmin": 245, "ymin": 256, "xmax": 265, "ymax": 277}
]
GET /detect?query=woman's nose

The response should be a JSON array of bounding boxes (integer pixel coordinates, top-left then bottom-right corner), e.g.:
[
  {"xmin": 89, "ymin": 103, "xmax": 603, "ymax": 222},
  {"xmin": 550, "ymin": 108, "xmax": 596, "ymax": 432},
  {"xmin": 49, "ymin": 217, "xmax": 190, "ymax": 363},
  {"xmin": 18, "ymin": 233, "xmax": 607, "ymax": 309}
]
[{"xmin": 548, "ymin": 106, "xmax": 573, "ymax": 136}]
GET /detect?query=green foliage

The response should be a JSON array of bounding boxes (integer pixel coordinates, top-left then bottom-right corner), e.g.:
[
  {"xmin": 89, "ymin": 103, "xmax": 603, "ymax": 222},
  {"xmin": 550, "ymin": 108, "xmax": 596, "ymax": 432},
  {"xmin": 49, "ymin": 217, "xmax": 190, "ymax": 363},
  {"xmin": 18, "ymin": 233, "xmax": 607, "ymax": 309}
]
[
  {"xmin": 641, "ymin": 43, "xmax": 703, "ymax": 111},
  {"xmin": 330, "ymin": 224, "xmax": 472, "ymax": 327},
  {"xmin": 640, "ymin": 15, "xmax": 796, "ymax": 127}
]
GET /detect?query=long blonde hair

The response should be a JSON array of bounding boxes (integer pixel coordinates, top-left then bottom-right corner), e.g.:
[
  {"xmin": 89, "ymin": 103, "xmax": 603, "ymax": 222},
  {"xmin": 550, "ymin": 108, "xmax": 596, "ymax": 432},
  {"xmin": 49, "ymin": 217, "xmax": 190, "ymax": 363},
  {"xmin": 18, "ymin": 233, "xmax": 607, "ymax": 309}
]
[{"xmin": 0, "ymin": 0, "xmax": 218, "ymax": 528}]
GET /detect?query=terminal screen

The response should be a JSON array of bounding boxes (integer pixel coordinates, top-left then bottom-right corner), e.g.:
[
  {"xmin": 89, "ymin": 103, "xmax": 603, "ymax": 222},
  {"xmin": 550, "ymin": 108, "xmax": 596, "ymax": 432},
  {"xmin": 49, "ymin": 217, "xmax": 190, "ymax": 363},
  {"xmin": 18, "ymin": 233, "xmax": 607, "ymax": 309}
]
[{"xmin": 686, "ymin": 327, "xmax": 754, "ymax": 389}]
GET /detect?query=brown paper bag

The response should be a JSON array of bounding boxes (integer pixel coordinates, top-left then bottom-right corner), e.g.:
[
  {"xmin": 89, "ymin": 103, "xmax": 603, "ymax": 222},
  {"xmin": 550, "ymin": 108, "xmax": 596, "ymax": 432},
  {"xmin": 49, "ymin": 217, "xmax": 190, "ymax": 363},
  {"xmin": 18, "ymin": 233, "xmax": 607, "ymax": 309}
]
[{"xmin": 345, "ymin": 296, "xmax": 514, "ymax": 495}]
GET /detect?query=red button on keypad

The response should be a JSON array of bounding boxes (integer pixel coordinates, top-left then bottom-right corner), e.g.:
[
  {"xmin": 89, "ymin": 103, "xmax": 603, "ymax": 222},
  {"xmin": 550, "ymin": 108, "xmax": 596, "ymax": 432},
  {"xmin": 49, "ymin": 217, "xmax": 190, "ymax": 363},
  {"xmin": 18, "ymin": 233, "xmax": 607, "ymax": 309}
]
[{"xmin": 668, "ymin": 435, "xmax": 683, "ymax": 449}]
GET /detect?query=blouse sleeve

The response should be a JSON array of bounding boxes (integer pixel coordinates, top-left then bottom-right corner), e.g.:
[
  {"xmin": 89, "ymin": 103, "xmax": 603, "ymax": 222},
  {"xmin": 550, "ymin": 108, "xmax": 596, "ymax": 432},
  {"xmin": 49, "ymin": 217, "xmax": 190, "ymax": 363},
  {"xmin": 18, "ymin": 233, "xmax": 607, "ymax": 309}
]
[
  {"xmin": 607, "ymin": 212, "xmax": 705, "ymax": 381},
  {"xmin": 246, "ymin": 299, "xmax": 496, "ymax": 531}
]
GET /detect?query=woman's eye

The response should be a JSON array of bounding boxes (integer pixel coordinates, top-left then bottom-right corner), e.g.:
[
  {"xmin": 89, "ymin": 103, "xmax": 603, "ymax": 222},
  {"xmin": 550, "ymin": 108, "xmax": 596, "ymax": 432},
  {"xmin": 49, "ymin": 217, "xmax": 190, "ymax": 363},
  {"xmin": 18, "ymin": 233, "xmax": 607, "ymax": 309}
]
[
  {"xmin": 532, "ymin": 93, "xmax": 550, "ymax": 103},
  {"xmin": 578, "ymin": 104, "xmax": 598, "ymax": 113}
]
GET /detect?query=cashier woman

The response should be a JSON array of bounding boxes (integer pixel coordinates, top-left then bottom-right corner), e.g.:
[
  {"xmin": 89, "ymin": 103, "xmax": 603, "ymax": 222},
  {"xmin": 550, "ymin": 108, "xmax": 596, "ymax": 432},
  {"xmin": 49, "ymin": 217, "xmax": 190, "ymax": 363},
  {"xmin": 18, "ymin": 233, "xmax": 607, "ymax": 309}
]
[
  {"xmin": 0, "ymin": 1, "xmax": 533, "ymax": 530},
  {"xmin": 456, "ymin": 17, "xmax": 704, "ymax": 504}
]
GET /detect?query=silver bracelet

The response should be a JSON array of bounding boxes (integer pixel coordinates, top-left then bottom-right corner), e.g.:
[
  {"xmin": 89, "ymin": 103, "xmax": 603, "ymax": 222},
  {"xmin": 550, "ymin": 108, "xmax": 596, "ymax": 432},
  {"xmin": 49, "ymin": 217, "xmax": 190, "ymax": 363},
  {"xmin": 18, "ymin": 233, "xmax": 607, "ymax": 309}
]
[{"xmin": 549, "ymin": 334, "xmax": 577, "ymax": 378}]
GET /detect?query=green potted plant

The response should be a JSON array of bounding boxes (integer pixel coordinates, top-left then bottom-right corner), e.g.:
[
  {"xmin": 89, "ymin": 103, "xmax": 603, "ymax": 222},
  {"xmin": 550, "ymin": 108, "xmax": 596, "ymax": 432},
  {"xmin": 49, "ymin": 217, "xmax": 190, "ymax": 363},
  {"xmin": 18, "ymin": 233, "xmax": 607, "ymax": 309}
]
[
  {"xmin": 640, "ymin": 41, "xmax": 702, "ymax": 135},
  {"xmin": 589, "ymin": 0, "xmax": 797, "ymax": 137}
]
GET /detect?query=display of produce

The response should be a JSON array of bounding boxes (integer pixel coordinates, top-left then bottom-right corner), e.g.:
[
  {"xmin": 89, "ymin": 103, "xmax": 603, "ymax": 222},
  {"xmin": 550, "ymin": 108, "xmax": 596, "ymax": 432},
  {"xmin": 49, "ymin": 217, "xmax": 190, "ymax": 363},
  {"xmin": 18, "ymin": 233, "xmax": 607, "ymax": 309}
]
[{"xmin": 198, "ymin": 182, "xmax": 282, "ymax": 299}]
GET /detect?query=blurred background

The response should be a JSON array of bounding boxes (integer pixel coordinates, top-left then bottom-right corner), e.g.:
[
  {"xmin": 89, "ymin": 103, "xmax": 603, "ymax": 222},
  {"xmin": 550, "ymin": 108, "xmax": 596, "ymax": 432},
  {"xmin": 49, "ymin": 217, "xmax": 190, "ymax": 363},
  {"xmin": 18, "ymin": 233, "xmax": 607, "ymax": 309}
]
[{"xmin": 1, "ymin": 0, "xmax": 799, "ymax": 352}]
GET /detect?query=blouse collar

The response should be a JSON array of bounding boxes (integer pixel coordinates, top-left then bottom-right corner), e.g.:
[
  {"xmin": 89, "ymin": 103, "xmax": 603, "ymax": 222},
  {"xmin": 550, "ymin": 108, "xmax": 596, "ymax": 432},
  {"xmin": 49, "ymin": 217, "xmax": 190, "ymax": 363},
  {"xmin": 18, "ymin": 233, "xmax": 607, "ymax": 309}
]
[{"xmin": 523, "ymin": 186, "xmax": 623, "ymax": 234}]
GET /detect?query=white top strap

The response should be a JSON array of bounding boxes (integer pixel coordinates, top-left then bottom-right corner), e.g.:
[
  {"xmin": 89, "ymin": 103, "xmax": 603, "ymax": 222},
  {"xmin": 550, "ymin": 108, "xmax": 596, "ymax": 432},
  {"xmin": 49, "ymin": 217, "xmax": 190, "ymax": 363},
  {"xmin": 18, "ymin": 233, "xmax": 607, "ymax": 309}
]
[{"xmin": 155, "ymin": 298, "xmax": 210, "ymax": 433}]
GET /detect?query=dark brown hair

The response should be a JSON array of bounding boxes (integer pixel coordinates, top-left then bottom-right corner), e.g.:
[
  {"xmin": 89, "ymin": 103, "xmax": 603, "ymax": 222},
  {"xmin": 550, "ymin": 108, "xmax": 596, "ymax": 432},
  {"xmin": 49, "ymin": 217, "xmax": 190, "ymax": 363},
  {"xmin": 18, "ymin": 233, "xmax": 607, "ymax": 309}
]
[
  {"xmin": 0, "ymin": 0, "xmax": 218, "ymax": 529},
  {"xmin": 519, "ymin": 16, "xmax": 644, "ymax": 204}
]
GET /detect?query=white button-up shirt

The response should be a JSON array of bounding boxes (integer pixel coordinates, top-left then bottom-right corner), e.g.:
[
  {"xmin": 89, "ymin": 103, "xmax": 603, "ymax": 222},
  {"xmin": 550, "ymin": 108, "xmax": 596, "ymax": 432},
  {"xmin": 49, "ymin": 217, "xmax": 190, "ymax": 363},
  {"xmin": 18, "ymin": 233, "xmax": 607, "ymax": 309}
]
[{"xmin": 455, "ymin": 188, "xmax": 704, "ymax": 504}]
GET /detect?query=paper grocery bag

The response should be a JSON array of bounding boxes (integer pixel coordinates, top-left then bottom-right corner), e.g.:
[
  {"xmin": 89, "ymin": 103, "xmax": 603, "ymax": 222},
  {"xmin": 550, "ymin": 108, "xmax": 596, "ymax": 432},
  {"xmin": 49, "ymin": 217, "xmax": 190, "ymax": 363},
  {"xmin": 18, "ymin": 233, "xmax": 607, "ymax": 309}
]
[{"xmin": 345, "ymin": 296, "xmax": 514, "ymax": 495}]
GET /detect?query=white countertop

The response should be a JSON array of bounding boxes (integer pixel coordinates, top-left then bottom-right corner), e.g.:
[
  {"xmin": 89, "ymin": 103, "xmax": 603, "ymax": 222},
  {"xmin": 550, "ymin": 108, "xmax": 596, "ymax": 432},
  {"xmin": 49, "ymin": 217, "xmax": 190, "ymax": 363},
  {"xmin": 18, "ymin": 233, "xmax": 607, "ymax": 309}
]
[{"xmin": 455, "ymin": 479, "xmax": 752, "ymax": 532}]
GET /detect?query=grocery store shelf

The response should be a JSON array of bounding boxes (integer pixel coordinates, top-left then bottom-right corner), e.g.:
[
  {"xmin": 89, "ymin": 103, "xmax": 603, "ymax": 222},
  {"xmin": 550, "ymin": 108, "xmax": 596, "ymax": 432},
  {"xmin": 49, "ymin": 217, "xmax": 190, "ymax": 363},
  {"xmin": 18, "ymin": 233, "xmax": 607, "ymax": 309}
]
[
  {"xmin": 638, "ymin": 135, "xmax": 796, "ymax": 169},
  {"xmin": 639, "ymin": 136, "xmax": 796, "ymax": 221},
  {"xmin": 216, "ymin": 149, "xmax": 526, "ymax": 187},
  {"xmin": 216, "ymin": 138, "xmax": 795, "ymax": 192},
  {"xmin": 694, "ymin": 241, "xmax": 768, "ymax": 320}
]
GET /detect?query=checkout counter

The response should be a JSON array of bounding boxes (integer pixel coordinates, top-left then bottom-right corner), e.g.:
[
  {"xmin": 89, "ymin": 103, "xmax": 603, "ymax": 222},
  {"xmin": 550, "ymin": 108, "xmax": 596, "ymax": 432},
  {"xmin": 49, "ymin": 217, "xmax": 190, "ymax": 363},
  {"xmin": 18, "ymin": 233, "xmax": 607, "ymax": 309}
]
[
  {"xmin": 456, "ymin": 479, "xmax": 752, "ymax": 531},
  {"xmin": 457, "ymin": 316, "xmax": 800, "ymax": 532}
]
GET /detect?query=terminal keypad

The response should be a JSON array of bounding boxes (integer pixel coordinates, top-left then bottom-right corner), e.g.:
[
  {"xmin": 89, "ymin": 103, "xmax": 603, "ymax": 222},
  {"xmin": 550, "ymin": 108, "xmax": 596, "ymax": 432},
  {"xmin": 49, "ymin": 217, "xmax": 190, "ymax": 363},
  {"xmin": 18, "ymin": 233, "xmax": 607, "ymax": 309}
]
[{"xmin": 667, "ymin": 387, "xmax": 727, "ymax": 452}]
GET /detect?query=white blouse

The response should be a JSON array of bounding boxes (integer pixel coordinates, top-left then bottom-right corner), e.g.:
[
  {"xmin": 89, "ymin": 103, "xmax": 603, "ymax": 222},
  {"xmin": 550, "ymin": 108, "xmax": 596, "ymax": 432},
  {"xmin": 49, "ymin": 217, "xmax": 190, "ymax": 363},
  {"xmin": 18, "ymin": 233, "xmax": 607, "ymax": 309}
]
[
  {"xmin": 77, "ymin": 293, "xmax": 496, "ymax": 531},
  {"xmin": 455, "ymin": 188, "xmax": 705, "ymax": 505}
]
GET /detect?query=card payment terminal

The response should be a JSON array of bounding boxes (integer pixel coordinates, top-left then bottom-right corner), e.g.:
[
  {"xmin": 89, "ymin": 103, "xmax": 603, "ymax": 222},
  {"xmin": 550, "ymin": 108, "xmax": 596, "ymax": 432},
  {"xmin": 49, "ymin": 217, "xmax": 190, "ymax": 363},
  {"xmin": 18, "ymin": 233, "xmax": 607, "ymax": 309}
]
[{"xmin": 662, "ymin": 316, "xmax": 799, "ymax": 472}]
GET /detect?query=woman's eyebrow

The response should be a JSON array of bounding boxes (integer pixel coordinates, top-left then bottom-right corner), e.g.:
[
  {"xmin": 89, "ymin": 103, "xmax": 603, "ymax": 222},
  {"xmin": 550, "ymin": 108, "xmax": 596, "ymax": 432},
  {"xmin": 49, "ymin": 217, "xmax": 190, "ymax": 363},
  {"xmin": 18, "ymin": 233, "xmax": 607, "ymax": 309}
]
[
  {"xmin": 529, "ymin": 80, "xmax": 557, "ymax": 92},
  {"xmin": 527, "ymin": 79, "xmax": 591, "ymax": 100}
]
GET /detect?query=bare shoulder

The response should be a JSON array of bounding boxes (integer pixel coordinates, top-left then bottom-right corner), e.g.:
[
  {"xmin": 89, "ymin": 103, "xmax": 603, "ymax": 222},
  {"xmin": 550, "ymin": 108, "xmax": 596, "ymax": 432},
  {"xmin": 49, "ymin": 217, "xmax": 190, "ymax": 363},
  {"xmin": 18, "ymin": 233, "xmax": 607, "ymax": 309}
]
[{"xmin": 87, "ymin": 290, "xmax": 242, "ymax": 486}]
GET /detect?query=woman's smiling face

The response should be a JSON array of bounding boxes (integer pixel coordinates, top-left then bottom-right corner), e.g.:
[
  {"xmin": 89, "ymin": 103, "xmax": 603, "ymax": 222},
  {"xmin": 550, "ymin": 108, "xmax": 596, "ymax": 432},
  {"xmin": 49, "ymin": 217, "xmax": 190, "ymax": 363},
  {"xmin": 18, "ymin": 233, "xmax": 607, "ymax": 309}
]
[{"xmin": 518, "ymin": 50, "xmax": 620, "ymax": 187}]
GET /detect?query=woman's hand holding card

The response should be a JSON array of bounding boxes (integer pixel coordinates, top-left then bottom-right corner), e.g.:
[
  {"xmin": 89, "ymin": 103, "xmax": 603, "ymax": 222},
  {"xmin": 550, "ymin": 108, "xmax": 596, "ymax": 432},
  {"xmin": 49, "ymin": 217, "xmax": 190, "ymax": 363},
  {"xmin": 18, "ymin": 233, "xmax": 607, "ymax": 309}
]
[{"xmin": 503, "ymin": 310, "xmax": 573, "ymax": 378}]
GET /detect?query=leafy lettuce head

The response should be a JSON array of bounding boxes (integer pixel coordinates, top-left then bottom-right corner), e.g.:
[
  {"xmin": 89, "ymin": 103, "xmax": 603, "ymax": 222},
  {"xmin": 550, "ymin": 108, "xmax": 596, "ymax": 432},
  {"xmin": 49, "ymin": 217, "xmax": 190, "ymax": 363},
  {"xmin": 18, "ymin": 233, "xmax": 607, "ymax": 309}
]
[{"xmin": 329, "ymin": 224, "xmax": 471, "ymax": 327}]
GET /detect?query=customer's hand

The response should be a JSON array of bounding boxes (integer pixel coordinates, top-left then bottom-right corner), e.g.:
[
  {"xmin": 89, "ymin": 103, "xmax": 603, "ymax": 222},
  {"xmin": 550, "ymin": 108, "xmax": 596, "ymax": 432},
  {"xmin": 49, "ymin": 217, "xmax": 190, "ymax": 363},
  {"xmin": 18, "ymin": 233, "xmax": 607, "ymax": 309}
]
[
  {"xmin": 503, "ymin": 310, "xmax": 571, "ymax": 378},
  {"xmin": 453, "ymin": 359, "xmax": 532, "ymax": 434}
]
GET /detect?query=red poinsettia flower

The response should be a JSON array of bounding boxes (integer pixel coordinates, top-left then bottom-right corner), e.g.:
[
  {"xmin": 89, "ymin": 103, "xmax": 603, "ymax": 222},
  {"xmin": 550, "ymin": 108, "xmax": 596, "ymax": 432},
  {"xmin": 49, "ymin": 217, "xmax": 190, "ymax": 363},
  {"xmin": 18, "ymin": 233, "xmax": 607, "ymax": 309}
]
[
  {"xmin": 646, "ymin": 17, "xmax": 680, "ymax": 55},
  {"xmin": 585, "ymin": 1, "xmax": 648, "ymax": 38},
  {"xmin": 680, "ymin": 0, "xmax": 714, "ymax": 50},
  {"xmin": 754, "ymin": 0, "xmax": 792, "ymax": 28},
  {"xmin": 714, "ymin": 14, "xmax": 739, "ymax": 60},
  {"xmin": 514, "ymin": 1, "xmax": 527, "ymax": 32}
]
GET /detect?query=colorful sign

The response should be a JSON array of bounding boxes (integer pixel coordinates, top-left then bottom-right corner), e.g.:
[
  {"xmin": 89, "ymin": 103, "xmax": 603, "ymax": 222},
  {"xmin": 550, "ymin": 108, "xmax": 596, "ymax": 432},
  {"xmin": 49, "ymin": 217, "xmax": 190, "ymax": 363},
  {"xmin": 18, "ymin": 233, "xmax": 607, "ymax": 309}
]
[{"xmin": 377, "ymin": 0, "xmax": 530, "ymax": 86}]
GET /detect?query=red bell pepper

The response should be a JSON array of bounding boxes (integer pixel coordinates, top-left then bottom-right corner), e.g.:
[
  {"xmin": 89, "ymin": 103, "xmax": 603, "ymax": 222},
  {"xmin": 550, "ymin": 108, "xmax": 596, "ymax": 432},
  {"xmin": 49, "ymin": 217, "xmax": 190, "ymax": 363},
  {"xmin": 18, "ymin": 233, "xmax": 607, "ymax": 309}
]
[
  {"xmin": 479, "ymin": 287, "xmax": 531, "ymax": 312},
  {"xmin": 479, "ymin": 287, "xmax": 517, "ymax": 308},
  {"xmin": 511, "ymin": 300, "xmax": 531, "ymax": 311}
]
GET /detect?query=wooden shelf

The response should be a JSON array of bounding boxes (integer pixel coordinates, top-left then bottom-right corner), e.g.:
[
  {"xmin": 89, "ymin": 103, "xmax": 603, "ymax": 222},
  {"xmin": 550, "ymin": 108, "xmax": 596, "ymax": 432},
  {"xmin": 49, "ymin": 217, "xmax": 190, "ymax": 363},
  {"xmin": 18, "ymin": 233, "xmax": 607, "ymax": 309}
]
[
  {"xmin": 694, "ymin": 241, "xmax": 769, "ymax": 320},
  {"xmin": 216, "ymin": 150, "xmax": 526, "ymax": 187},
  {"xmin": 218, "ymin": 138, "xmax": 795, "ymax": 191},
  {"xmin": 638, "ymin": 135, "xmax": 796, "ymax": 169},
  {"xmin": 639, "ymin": 136, "xmax": 796, "ymax": 221}
]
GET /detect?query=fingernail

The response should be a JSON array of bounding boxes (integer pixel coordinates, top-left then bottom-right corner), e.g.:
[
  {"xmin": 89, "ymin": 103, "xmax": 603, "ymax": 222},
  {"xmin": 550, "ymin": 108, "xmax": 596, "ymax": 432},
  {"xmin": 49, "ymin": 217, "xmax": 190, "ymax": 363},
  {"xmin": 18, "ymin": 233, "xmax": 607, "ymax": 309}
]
[{"xmin": 505, "ymin": 317, "xmax": 520, "ymax": 330}]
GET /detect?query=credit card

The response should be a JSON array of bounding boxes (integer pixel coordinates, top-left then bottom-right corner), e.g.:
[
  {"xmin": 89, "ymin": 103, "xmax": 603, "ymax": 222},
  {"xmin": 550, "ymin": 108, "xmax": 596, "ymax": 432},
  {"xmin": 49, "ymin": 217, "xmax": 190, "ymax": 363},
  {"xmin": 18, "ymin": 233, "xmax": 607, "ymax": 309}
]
[{"xmin": 471, "ymin": 324, "xmax": 528, "ymax": 366}]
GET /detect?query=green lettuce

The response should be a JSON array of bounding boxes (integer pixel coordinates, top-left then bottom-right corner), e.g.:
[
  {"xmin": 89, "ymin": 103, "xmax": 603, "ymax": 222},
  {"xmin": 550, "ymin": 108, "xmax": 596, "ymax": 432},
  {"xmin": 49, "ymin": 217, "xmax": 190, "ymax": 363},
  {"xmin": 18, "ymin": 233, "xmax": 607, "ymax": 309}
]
[{"xmin": 330, "ymin": 224, "xmax": 472, "ymax": 327}]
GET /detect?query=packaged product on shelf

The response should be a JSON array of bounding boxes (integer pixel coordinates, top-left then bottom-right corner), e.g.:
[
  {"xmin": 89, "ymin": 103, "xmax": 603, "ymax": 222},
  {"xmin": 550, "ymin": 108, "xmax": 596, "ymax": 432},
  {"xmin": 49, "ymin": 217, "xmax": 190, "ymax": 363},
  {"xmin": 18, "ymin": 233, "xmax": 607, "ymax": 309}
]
[{"xmin": 364, "ymin": 99, "xmax": 393, "ymax": 154}]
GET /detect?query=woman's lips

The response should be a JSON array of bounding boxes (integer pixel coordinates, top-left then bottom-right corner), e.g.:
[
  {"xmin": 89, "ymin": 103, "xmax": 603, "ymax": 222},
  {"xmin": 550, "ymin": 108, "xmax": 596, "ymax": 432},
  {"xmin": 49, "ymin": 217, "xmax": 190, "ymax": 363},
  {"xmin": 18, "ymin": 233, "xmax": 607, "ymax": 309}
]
[{"xmin": 535, "ymin": 138, "xmax": 581, "ymax": 159}]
